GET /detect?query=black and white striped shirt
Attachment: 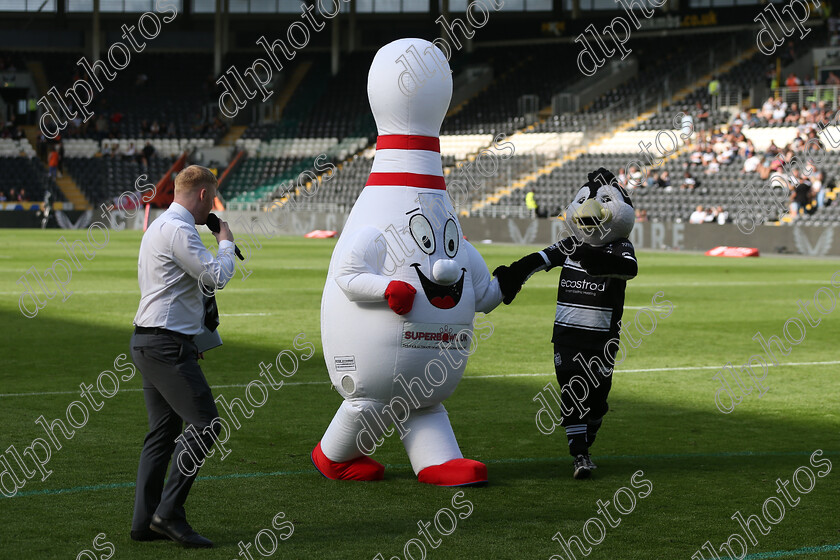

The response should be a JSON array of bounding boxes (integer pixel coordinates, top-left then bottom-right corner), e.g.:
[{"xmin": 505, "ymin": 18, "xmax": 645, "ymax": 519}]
[{"xmin": 539, "ymin": 239, "xmax": 636, "ymax": 347}]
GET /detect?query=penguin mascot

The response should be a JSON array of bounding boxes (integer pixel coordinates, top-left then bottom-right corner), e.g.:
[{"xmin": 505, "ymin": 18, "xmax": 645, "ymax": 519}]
[{"xmin": 311, "ymin": 38, "xmax": 504, "ymax": 487}]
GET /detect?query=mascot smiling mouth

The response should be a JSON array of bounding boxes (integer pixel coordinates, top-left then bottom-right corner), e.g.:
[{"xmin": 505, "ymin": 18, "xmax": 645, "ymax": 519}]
[{"xmin": 410, "ymin": 264, "xmax": 466, "ymax": 309}]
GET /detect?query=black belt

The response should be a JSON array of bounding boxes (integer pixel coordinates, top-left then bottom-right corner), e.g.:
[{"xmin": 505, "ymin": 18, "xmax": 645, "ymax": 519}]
[{"xmin": 134, "ymin": 326, "xmax": 195, "ymax": 341}]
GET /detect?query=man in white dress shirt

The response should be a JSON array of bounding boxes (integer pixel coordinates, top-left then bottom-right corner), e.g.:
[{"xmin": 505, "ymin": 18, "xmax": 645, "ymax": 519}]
[{"xmin": 130, "ymin": 165, "xmax": 235, "ymax": 548}]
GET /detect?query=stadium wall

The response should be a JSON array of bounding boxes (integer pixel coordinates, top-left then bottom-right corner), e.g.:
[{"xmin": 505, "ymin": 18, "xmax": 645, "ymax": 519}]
[
  {"xmin": 8, "ymin": 210, "xmax": 836, "ymax": 257},
  {"xmin": 214, "ymin": 211, "xmax": 840, "ymax": 258}
]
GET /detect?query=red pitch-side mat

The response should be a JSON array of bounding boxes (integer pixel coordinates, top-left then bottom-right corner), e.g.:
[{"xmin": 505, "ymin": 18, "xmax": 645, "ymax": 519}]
[
  {"xmin": 304, "ymin": 230, "xmax": 337, "ymax": 238},
  {"xmin": 705, "ymin": 246, "xmax": 760, "ymax": 258}
]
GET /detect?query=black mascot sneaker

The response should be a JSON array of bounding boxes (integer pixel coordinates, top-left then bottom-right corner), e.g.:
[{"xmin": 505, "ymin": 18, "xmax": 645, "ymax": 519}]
[{"xmin": 573, "ymin": 455, "xmax": 592, "ymax": 479}]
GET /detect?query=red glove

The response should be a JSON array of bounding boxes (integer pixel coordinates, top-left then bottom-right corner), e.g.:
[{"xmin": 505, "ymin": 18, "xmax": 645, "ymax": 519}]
[{"xmin": 385, "ymin": 281, "xmax": 416, "ymax": 315}]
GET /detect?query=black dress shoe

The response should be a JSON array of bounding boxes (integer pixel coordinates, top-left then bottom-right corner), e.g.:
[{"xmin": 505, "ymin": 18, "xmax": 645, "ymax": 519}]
[
  {"xmin": 149, "ymin": 514, "xmax": 213, "ymax": 548},
  {"xmin": 130, "ymin": 529, "xmax": 170, "ymax": 542}
]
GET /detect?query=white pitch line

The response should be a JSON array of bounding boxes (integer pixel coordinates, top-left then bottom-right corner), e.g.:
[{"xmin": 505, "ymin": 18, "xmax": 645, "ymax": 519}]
[
  {"xmin": 1, "ymin": 360, "xmax": 838, "ymax": 398},
  {"xmin": 464, "ymin": 360, "xmax": 840, "ymax": 378},
  {"xmin": 630, "ymin": 279, "xmax": 831, "ymax": 288},
  {"xmin": 0, "ymin": 380, "xmax": 329, "ymax": 398},
  {"xmin": 220, "ymin": 312, "xmax": 273, "ymax": 317},
  {"xmin": 0, "ymin": 278, "xmax": 832, "ymax": 297}
]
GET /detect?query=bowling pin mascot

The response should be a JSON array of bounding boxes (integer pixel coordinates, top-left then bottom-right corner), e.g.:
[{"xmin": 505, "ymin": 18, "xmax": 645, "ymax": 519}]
[
  {"xmin": 494, "ymin": 168, "xmax": 637, "ymax": 480},
  {"xmin": 311, "ymin": 38, "xmax": 503, "ymax": 486}
]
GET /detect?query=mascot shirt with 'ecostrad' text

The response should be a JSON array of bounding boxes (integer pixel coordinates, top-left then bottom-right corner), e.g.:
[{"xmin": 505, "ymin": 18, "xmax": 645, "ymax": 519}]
[{"xmin": 541, "ymin": 239, "xmax": 636, "ymax": 347}]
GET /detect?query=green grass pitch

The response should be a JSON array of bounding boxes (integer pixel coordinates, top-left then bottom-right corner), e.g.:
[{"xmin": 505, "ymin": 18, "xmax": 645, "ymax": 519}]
[{"xmin": 1, "ymin": 229, "xmax": 839, "ymax": 560}]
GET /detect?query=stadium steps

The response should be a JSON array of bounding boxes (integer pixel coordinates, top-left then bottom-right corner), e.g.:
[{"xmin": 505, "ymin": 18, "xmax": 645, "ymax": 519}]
[
  {"xmin": 467, "ymin": 112, "xmax": 654, "ymax": 215},
  {"xmin": 659, "ymin": 45, "xmax": 759, "ymax": 110},
  {"xmin": 273, "ymin": 61, "xmax": 313, "ymax": 119},
  {"xmin": 55, "ymin": 174, "xmax": 90, "ymax": 210},
  {"xmin": 25, "ymin": 60, "xmax": 49, "ymax": 97},
  {"xmin": 22, "ymin": 126, "xmax": 41, "ymax": 158},
  {"xmin": 446, "ymin": 54, "xmax": 533, "ymax": 118},
  {"xmin": 467, "ymin": 46, "xmax": 760, "ymax": 215},
  {"xmin": 220, "ymin": 126, "xmax": 247, "ymax": 146}
]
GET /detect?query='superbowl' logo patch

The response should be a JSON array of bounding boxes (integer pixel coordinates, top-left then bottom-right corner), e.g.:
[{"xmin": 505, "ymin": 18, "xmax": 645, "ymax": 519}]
[{"xmin": 402, "ymin": 322, "xmax": 471, "ymax": 349}]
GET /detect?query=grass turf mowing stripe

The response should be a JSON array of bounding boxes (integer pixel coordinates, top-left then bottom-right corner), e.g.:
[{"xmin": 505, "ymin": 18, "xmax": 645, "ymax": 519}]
[
  {"xmin": 2, "ymin": 360, "xmax": 839, "ymax": 398},
  {"xmin": 5, "ymin": 450, "xmax": 837, "ymax": 499}
]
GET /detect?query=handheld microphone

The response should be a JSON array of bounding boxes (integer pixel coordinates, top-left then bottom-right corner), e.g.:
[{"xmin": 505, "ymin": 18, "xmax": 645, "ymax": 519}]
[{"xmin": 206, "ymin": 213, "xmax": 244, "ymax": 261}]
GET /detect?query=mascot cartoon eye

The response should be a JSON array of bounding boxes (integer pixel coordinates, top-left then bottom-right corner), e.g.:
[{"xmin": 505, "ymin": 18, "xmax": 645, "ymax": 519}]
[
  {"xmin": 443, "ymin": 218, "xmax": 459, "ymax": 257},
  {"xmin": 601, "ymin": 195, "xmax": 612, "ymax": 203},
  {"xmin": 409, "ymin": 214, "xmax": 436, "ymax": 254},
  {"xmin": 577, "ymin": 196, "xmax": 586, "ymax": 204}
]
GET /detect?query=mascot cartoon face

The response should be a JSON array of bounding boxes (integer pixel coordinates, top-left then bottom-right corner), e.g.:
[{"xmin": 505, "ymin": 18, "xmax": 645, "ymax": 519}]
[
  {"xmin": 564, "ymin": 169, "xmax": 635, "ymax": 246},
  {"xmin": 405, "ymin": 193, "xmax": 465, "ymax": 310}
]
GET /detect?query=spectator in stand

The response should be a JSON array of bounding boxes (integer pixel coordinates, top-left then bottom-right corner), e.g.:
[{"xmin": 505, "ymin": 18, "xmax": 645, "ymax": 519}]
[
  {"xmin": 694, "ymin": 101, "xmax": 710, "ymax": 131},
  {"xmin": 635, "ymin": 208, "xmax": 648, "ymax": 222},
  {"xmin": 770, "ymin": 102, "xmax": 788, "ymax": 124},
  {"xmin": 167, "ymin": 121, "xmax": 177, "ymax": 138},
  {"xmin": 95, "ymin": 114, "xmax": 108, "ymax": 140},
  {"xmin": 0, "ymin": 191, "xmax": 6, "ymax": 202},
  {"xmin": 715, "ymin": 206, "xmax": 729, "ymax": 225},
  {"xmin": 124, "ymin": 142, "xmax": 137, "ymax": 161},
  {"xmin": 760, "ymin": 97, "xmax": 776, "ymax": 120},
  {"xmin": 811, "ymin": 169, "xmax": 825, "ymax": 208},
  {"xmin": 617, "ymin": 167, "xmax": 628, "ymax": 189},
  {"xmin": 18, "ymin": 188, "xmax": 27, "ymax": 202},
  {"xmin": 110, "ymin": 111, "xmax": 124, "ymax": 135},
  {"xmin": 690, "ymin": 143, "xmax": 704, "ymax": 165},
  {"xmin": 790, "ymin": 182, "xmax": 811, "ymax": 216},
  {"xmin": 627, "ymin": 165, "xmax": 644, "ymax": 189},
  {"xmin": 702, "ymin": 146, "xmax": 717, "ymax": 172},
  {"xmin": 785, "ymin": 72, "xmax": 801, "ymax": 91},
  {"xmin": 9, "ymin": 188, "xmax": 16, "ymax": 202},
  {"xmin": 708, "ymin": 75, "xmax": 720, "ymax": 102},
  {"xmin": 689, "ymin": 205, "xmax": 706, "ymax": 224},
  {"xmin": 681, "ymin": 112, "xmax": 694, "ymax": 146},
  {"xmin": 48, "ymin": 146, "xmax": 60, "ymax": 180},
  {"xmin": 150, "ymin": 120, "xmax": 161, "ymax": 136},
  {"xmin": 743, "ymin": 152, "xmax": 761, "ymax": 174},
  {"xmin": 765, "ymin": 140, "xmax": 781, "ymax": 158},
  {"xmin": 141, "ymin": 141, "xmax": 156, "ymax": 168},
  {"xmin": 111, "ymin": 142, "xmax": 121, "ymax": 158},
  {"xmin": 743, "ymin": 139, "xmax": 756, "ymax": 160},
  {"xmin": 703, "ymin": 207, "xmax": 717, "ymax": 223},
  {"xmin": 784, "ymin": 103, "xmax": 800, "ymax": 124},
  {"xmin": 646, "ymin": 172, "xmax": 658, "ymax": 188},
  {"xmin": 658, "ymin": 170, "xmax": 672, "ymax": 191},
  {"xmin": 682, "ymin": 171, "xmax": 697, "ymax": 191},
  {"xmin": 827, "ymin": 71, "xmax": 840, "ymax": 85}
]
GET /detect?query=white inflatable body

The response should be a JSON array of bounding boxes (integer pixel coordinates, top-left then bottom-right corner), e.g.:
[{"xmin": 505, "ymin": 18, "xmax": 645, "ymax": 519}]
[{"xmin": 318, "ymin": 38, "xmax": 502, "ymax": 477}]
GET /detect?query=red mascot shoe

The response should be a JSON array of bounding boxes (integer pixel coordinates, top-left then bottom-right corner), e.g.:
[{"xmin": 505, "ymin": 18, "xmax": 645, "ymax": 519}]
[
  {"xmin": 311, "ymin": 441, "xmax": 385, "ymax": 481},
  {"xmin": 418, "ymin": 458, "xmax": 487, "ymax": 487}
]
